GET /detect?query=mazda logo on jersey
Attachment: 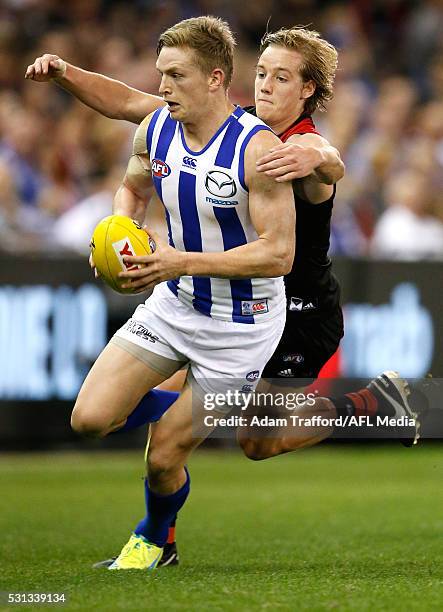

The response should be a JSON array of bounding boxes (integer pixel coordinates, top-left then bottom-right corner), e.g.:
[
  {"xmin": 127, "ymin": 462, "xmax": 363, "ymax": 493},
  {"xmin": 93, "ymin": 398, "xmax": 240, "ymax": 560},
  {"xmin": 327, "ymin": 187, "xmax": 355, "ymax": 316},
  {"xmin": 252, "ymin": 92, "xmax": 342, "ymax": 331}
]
[
  {"xmin": 152, "ymin": 159, "xmax": 171, "ymax": 178},
  {"xmin": 205, "ymin": 170, "xmax": 237, "ymax": 198}
]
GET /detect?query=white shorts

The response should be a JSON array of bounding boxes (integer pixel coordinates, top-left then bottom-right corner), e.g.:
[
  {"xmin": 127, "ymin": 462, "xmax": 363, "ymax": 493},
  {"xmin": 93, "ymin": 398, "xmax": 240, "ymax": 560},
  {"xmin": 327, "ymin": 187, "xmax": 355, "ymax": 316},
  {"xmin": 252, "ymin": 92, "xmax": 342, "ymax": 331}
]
[{"xmin": 112, "ymin": 282, "xmax": 285, "ymax": 407}]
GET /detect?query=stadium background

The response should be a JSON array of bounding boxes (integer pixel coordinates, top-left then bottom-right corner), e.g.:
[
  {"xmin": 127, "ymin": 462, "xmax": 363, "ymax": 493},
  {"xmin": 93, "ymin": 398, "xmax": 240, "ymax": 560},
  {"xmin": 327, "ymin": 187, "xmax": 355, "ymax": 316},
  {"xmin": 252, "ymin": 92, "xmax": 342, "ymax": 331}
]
[
  {"xmin": 0, "ymin": 1, "xmax": 442, "ymax": 610},
  {"xmin": 1, "ymin": 0, "xmax": 443, "ymax": 447}
]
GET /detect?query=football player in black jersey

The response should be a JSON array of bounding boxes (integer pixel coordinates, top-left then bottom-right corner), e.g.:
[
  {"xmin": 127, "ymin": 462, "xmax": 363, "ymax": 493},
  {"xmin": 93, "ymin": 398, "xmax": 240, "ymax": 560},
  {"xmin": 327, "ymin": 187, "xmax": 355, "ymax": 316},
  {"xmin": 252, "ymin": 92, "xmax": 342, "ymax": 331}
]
[{"xmin": 26, "ymin": 26, "xmax": 421, "ymax": 569}]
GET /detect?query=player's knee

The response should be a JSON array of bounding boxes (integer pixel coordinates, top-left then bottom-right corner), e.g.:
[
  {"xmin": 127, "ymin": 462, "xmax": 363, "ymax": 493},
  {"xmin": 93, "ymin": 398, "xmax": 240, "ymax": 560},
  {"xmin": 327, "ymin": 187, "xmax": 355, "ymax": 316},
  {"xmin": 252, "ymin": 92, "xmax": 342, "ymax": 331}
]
[
  {"xmin": 70, "ymin": 403, "xmax": 108, "ymax": 438},
  {"xmin": 315, "ymin": 397, "xmax": 336, "ymax": 417},
  {"xmin": 239, "ymin": 438, "xmax": 271, "ymax": 461}
]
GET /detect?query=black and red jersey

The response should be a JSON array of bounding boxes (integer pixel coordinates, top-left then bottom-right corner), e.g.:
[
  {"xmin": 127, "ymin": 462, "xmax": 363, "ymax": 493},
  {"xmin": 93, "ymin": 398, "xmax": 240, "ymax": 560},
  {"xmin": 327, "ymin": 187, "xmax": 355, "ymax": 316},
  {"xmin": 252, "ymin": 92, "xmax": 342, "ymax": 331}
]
[
  {"xmin": 279, "ymin": 112, "xmax": 320, "ymax": 141},
  {"xmin": 244, "ymin": 107, "xmax": 340, "ymax": 311}
]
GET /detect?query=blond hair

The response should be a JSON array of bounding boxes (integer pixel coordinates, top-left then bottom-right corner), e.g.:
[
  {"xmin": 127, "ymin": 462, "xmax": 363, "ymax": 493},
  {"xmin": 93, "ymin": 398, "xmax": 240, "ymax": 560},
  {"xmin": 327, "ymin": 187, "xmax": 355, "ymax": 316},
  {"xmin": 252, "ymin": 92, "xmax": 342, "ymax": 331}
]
[
  {"xmin": 260, "ymin": 27, "xmax": 338, "ymax": 114},
  {"xmin": 157, "ymin": 16, "xmax": 236, "ymax": 88}
]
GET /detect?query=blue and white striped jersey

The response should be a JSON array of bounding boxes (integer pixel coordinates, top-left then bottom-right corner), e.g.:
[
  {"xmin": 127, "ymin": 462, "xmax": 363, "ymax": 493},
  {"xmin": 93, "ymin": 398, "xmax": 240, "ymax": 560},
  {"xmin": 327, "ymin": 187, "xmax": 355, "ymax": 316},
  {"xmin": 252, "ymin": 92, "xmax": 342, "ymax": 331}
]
[{"xmin": 147, "ymin": 105, "xmax": 285, "ymax": 324}]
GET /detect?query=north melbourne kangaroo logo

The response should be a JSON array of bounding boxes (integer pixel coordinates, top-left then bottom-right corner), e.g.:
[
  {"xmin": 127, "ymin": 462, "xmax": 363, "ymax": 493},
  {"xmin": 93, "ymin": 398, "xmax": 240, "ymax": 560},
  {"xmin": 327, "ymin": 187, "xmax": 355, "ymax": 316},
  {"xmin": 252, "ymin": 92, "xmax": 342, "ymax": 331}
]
[{"xmin": 205, "ymin": 170, "xmax": 237, "ymax": 198}]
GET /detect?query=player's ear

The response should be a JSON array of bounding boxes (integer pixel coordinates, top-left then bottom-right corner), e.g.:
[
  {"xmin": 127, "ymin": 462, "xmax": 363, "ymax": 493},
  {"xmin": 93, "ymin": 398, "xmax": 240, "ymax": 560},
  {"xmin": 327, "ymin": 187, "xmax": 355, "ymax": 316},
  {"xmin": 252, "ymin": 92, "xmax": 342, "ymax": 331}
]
[
  {"xmin": 208, "ymin": 68, "xmax": 225, "ymax": 91},
  {"xmin": 301, "ymin": 80, "xmax": 315, "ymax": 101}
]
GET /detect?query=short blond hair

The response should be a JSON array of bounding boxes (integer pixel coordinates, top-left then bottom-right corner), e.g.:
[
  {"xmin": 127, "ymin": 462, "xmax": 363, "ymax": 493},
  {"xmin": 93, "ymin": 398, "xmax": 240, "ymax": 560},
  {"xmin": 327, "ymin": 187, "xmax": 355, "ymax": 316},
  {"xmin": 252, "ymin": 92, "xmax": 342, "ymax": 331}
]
[
  {"xmin": 260, "ymin": 27, "xmax": 338, "ymax": 114},
  {"xmin": 157, "ymin": 16, "xmax": 236, "ymax": 88}
]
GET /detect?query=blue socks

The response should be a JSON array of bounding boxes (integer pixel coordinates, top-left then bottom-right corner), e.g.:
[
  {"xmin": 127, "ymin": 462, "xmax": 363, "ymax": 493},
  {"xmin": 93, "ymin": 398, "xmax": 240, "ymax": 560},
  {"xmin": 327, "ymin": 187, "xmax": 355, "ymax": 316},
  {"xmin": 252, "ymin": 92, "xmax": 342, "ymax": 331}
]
[
  {"xmin": 135, "ymin": 468, "xmax": 190, "ymax": 547},
  {"xmin": 118, "ymin": 389, "xmax": 179, "ymax": 432},
  {"xmin": 119, "ymin": 389, "xmax": 188, "ymax": 546}
]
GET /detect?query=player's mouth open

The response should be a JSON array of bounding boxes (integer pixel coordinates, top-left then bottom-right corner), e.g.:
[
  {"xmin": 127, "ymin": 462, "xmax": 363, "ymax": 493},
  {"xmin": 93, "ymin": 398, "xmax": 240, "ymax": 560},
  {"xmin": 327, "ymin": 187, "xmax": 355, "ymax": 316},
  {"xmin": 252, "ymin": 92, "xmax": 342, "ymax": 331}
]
[{"xmin": 167, "ymin": 102, "xmax": 179, "ymax": 110}]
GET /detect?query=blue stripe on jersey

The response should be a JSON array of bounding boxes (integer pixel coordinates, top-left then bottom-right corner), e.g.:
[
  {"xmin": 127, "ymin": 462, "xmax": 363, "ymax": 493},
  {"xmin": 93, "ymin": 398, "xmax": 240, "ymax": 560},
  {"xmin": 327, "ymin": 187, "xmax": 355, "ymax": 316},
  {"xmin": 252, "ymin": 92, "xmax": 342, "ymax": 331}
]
[
  {"xmin": 151, "ymin": 112, "xmax": 176, "ymax": 200},
  {"xmin": 215, "ymin": 120, "xmax": 244, "ymax": 169},
  {"xmin": 146, "ymin": 107, "xmax": 163, "ymax": 155},
  {"xmin": 164, "ymin": 209, "xmax": 175, "ymax": 248},
  {"xmin": 232, "ymin": 105, "xmax": 245, "ymax": 120},
  {"xmin": 154, "ymin": 111, "xmax": 176, "ymax": 160},
  {"xmin": 149, "ymin": 111, "xmax": 177, "ymax": 248},
  {"xmin": 167, "ymin": 278, "xmax": 179, "ymax": 296},
  {"xmin": 238, "ymin": 125, "xmax": 273, "ymax": 191},
  {"xmin": 213, "ymin": 207, "xmax": 254, "ymax": 324},
  {"xmin": 179, "ymin": 171, "xmax": 212, "ymax": 316}
]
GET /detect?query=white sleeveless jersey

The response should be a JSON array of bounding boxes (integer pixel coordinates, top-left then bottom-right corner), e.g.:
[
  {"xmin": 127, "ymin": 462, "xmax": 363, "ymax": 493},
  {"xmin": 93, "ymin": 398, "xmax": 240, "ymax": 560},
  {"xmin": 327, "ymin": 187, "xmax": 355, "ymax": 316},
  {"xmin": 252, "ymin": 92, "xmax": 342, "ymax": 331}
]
[{"xmin": 147, "ymin": 105, "xmax": 285, "ymax": 324}]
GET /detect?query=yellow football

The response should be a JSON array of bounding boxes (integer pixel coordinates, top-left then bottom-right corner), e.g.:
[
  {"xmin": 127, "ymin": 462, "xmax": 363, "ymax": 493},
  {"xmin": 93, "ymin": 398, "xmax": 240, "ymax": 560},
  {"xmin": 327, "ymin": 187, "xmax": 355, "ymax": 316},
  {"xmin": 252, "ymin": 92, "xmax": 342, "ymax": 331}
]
[{"xmin": 90, "ymin": 215, "xmax": 155, "ymax": 294}]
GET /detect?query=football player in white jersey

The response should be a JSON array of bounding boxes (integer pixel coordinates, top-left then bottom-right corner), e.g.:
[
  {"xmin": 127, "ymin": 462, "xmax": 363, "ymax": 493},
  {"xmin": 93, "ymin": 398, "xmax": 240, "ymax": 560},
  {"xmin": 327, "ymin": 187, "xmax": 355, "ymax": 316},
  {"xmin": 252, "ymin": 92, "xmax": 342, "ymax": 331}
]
[
  {"xmin": 26, "ymin": 23, "xmax": 420, "ymax": 569},
  {"xmin": 65, "ymin": 16, "xmax": 294, "ymax": 570}
]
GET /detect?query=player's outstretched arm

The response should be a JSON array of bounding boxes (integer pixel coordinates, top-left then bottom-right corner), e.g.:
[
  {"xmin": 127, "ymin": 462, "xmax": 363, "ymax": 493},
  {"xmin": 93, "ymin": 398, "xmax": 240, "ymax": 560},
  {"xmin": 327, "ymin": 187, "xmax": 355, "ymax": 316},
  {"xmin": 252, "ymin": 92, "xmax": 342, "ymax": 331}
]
[
  {"xmin": 119, "ymin": 130, "xmax": 295, "ymax": 291},
  {"xmin": 25, "ymin": 54, "xmax": 165, "ymax": 124}
]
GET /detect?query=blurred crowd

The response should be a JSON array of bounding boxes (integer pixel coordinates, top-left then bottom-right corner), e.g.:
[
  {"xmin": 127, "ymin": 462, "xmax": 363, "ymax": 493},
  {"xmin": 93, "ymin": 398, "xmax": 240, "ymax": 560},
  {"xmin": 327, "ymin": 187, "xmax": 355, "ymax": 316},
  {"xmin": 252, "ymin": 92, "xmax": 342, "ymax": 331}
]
[{"xmin": 1, "ymin": 0, "xmax": 443, "ymax": 259}]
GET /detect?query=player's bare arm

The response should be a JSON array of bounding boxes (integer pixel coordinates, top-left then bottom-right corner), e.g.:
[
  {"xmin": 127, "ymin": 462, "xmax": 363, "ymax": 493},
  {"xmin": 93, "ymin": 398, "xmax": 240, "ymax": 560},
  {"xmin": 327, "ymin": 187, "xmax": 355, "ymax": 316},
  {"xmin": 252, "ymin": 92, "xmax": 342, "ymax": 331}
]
[
  {"xmin": 256, "ymin": 133, "xmax": 345, "ymax": 201},
  {"xmin": 25, "ymin": 54, "xmax": 165, "ymax": 123},
  {"xmin": 113, "ymin": 115, "xmax": 155, "ymax": 222},
  {"xmin": 89, "ymin": 114, "xmax": 155, "ymax": 277},
  {"xmin": 120, "ymin": 130, "xmax": 295, "ymax": 291}
]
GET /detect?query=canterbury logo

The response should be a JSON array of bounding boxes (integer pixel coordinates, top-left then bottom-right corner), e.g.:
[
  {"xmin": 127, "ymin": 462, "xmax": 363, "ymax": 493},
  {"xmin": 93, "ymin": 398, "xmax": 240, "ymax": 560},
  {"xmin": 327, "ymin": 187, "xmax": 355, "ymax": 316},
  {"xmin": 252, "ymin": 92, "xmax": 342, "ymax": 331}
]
[
  {"xmin": 205, "ymin": 170, "xmax": 237, "ymax": 198},
  {"xmin": 182, "ymin": 156, "xmax": 197, "ymax": 169}
]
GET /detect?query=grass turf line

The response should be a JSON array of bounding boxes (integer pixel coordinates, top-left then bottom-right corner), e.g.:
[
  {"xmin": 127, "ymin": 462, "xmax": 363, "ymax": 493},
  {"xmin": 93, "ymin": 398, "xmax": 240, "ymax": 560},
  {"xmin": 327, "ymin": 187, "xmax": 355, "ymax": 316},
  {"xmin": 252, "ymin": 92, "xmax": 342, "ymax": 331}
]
[{"xmin": 0, "ymin": 446, "xmax": 442, "ymax": 611}]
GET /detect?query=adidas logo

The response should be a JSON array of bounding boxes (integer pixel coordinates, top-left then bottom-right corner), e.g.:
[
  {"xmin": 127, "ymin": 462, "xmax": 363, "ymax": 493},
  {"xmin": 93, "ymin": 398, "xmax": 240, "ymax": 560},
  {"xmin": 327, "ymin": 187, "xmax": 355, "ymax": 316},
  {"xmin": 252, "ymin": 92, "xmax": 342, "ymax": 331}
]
[
  {"xmin": 289, "ymin": 297, "xmax": 317, "ymax": 312},
  {"xmin": 277, "ymin": 369, "xmax": 293, "ymax": 377}
]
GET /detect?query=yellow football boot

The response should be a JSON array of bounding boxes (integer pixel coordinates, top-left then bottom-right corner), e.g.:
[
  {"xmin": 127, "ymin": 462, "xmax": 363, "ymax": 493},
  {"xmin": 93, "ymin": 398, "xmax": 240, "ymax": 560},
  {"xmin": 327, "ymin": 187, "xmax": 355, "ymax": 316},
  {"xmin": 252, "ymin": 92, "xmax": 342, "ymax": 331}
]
[{"xmin": 108, "ymin": 534, "xmax": 163, "ymax": 570}]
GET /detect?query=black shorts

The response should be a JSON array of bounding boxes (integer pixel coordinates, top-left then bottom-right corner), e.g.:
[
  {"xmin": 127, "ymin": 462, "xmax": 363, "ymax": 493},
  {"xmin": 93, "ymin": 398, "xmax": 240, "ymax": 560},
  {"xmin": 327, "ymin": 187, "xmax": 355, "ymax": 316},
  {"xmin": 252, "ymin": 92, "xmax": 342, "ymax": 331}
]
[{"xmin": 262, "ymin": 303, "xmax": 344, "ymax": 383}]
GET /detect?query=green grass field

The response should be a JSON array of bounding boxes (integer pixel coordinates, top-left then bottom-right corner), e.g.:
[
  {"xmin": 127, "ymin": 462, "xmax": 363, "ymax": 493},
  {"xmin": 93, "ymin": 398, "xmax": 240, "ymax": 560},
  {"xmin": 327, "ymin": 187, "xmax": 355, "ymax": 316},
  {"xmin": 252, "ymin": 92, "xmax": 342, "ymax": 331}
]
[{"xmin": 1, "ymin": 446, "xmax": 442, "ymax": 611}]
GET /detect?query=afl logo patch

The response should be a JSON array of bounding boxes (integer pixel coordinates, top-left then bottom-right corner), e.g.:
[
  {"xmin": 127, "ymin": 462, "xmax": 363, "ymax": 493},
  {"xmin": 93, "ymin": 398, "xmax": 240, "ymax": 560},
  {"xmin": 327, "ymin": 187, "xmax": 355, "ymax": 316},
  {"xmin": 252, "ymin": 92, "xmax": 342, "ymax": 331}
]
[
  {"xmin": 246, "ymin": 370, "xmax": 260, "ymax": 382},
  {"xmin": 282, "ymin": 353, "xmax": 304, "ymax": 364},
  {"xmin": 152, "ymin": 159, "xmax": 171, "ymax": 178},
  {"xmin": 205, "ymin": 170, "xmax": 237, "ymax": 198}
]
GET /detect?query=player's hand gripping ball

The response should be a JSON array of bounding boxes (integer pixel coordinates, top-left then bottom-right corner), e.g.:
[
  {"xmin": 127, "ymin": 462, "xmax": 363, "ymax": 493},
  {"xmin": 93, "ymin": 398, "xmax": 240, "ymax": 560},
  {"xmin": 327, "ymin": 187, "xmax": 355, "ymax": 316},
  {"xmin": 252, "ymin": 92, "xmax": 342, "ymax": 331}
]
[{"xmin": 90, "ymin": 215, "xmax": 156, "ymax": 294}]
